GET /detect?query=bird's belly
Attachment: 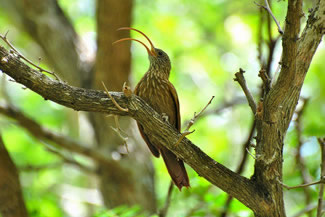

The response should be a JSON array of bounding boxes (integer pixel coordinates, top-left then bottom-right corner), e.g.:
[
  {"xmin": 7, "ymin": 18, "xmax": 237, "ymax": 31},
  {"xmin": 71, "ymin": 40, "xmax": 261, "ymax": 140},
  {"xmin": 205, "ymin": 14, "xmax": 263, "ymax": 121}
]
[{"xmin": 137, "ymin": 82, "xmax": 176, "ymax": 125}]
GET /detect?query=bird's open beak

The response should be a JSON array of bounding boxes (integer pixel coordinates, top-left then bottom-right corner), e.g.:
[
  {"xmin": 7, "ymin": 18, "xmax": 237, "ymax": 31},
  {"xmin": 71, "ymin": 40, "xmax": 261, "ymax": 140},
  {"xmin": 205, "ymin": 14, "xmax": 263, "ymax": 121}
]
[{"xmin": 113, "ymin": 27, "xmax": 157, "ymax": 57}]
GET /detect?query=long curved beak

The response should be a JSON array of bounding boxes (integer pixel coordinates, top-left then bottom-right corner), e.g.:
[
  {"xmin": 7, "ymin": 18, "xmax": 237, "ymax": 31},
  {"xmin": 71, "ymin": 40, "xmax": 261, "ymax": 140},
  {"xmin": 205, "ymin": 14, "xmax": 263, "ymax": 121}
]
[{"xmin": 113, "ymin": 27, "xmax": 157, "ymax": 57}]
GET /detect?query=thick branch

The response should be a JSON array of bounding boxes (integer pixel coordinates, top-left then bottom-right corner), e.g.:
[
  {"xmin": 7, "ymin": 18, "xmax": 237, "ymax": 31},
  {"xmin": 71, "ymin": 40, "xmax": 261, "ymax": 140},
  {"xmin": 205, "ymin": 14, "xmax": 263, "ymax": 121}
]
[
  {"xmin": 0, "ymin": 45, "xmax": 267, "ymax": 213},
  {"xmin": 265, "ymin": 0, "xmax": 303, "ymax": 116}
]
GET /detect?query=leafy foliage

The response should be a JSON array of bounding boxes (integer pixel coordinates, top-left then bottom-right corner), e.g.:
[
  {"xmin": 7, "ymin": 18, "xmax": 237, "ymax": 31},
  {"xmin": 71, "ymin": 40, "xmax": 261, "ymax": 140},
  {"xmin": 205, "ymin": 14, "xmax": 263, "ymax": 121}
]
[{"xmin": 0, "ymin": 0, "xmax": 324, "ymax": 216}]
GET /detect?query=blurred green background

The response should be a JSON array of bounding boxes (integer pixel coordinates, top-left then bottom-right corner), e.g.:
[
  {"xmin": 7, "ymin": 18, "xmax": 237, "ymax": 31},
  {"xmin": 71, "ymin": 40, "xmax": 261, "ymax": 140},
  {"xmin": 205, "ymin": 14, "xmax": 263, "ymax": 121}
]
[{"xmin": 0, "ymin": 0, "xmax": 324, "ymax": 216}]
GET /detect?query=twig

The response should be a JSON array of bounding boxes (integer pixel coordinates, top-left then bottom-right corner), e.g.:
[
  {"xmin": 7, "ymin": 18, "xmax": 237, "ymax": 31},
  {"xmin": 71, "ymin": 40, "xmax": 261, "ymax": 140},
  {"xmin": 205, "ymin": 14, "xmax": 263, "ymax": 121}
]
[
  {"xmin": 278, "ymin": 177, "xmax": 325, "ymax": 190},
  {"xmin": 258, "ymin": 69, "xmax": 271, "ymax": 94},
  {"xmin": 317, "ymin": 137, "xmax": 325, "ymax": 217},
  {"xmin": 294, "ymin": 98, "xmax": 313, "ymax": 216},
  {"xmin": 292, "ymin": 203, "xmax": 319, "ymax": 217},
  {"xmin": 159, "ymin": 181, "xmax": 174, "ymax": 217},
  {"xmin": 102, "ymin": 81, "xmax": 128, "ymax": 112},
  {"xmin": 254, "ymin": 0, "xmax": 284, "ymax": 34},
  {"xmin": 175, "ymin": 96, "xmax": 215, "ymax": 145},
  {"xmin": 19, "ymin": 162, "xmax": 63, "ymax": 172},
  {"xmin": 122, "ymin": 82, "xmax": 133, "ymax": 97},
  {"xmin": 0, "ymin": 103, "xmax": 115, "ymax": 166},
  {"xmin": 45, "ymin": 146, "xmax": 96, "ymax": 175},
  {"xmin": 246, "ymin": 148, "xmax": 257, "ymax": 160},
  {"xmin": 185, "ymin": 202, "xmax": 206, "ymax": 217},
  {"xmin": 0, "ymin": 32, "xmax": 62, "ymax": 81},
  {"xmin": 193, "ymin": 97, "xmax": 247, "ymax": 121},
  {"xmin": 110, "ymin": 115, "xmax": 129, "ymax": 153},
  {"xmin": 104, "ymin": 82, "xmax": 130, "ymax": 152},
  {"xmin": 234, "ymin": 68, "xmax": 257, "ymax": 114}
]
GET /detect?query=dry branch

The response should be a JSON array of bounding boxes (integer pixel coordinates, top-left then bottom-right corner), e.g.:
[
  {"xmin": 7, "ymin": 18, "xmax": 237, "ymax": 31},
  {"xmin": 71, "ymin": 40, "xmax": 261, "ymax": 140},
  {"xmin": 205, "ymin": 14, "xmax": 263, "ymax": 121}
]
[
  {"xmin": 234, "ymin": 68, "xmax": 257, "ymax": 114},
  {"xmin": 0, "ymin": 45, "xmax": 267, "ymax": 214},
  {"xmin": 0, "ymin": 103, "xmax": 116, "ymax": 166}
]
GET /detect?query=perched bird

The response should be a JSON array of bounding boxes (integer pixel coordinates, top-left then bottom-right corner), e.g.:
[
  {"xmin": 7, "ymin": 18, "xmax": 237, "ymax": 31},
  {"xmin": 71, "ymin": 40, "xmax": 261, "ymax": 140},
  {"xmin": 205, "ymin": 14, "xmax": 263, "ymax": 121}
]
[{"xmin": 114, "ymin": 27, "xmax": 190, "ymax": 190}]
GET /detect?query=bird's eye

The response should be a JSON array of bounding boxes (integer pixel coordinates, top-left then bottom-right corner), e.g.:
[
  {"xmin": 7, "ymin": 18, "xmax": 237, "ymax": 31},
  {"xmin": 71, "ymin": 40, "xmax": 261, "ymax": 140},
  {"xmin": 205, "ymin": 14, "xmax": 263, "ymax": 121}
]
[{"xmin": 158, "ymin": 51, "xmax": 163, "ymax": 56}]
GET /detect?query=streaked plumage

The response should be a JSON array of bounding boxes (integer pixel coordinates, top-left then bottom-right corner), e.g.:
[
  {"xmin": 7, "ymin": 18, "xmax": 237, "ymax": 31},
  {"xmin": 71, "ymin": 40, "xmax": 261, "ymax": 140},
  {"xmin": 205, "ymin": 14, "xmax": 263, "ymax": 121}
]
[{"xmin": 114, "ymin": 27, "xmax": 189, "ymax": 190}]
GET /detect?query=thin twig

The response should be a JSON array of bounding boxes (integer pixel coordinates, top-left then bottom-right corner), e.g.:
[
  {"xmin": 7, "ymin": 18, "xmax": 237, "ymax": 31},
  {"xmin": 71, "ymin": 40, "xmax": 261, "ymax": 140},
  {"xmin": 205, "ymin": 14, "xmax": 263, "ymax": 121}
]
[
  {"xmin": 174, "ymin": 96, "xmax": 215, "ymax": 145},
  {"xmin": 110, "ymin": 115, "xmax": 129, "ymax": 153},
  {"xmin": 102, "ymin": 81, "xmax": 128, "ymax": 112},
  {"xmin": 317, "ymin": 137, "xmax": 325, "ymax": 217},
  {"xmin": 19, "ymin": 162, "xmax": 63, "ymax": 172},
  {"xmin": 254, "ymin": 0, "xmax": 284, "ymax": 34},
  {"xmin": 185, "ymin": 96, "xmax": 215, "ymax": 132},
  {"xmin": 295, "ymin": 98, "xmax": 313, "ymax": 216},
  {"xmin": 292, "ymin": 203, "xmax": 319, "ymax": 217},
  {"xmin": 192, "ymin": 97, "xmax": 247, "ymax": 121},
  {"xmin": 278, "ymin": 177, "xmax": 325, "ymax": 190},
  {"xmin": 0, "ymin": 103, "xmax": 115, "ymax": 165},
  {"xmin": 0, "ymin": 32, "xmax": 62, "ymax": 81},
  {"xmin": 159, "ymin": 181, "xmax": 174, "ymax": 217},
  {"xmin": 45, "ymin": 146, "xmax": 96, "ymax": 175},
  {"xmin": 246, "ymin": 148, "xmax": 257, "ymax": 160},
  {"xmin": 234, "ymin": 68, "xmax": 257, "ymax": 114},
  {"xmin": 258, "ymin": 69, "xmax": 271, "ymax": 94}
]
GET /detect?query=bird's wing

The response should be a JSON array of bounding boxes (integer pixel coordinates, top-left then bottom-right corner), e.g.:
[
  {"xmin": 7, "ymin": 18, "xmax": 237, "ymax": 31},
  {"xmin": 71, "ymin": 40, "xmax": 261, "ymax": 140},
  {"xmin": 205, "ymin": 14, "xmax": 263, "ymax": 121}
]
[
  {"xmin": 167, "ymin": 81, "xmax": 181, "ymax": 131},
  {"xmin": 137, "ymin": 123, "xmax": 160, "ymax": 157},
  {"xmin": 134, "ymin": 82, "xmax": 160, "ymax": 157}
]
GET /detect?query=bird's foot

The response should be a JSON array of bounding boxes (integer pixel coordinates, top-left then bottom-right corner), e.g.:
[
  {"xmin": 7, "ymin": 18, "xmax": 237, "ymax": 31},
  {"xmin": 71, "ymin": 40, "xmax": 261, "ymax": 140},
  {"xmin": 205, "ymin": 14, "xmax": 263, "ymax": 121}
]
[{"xmin": 162, "ymin": 113, "xmax": 169, "ymax": 123}]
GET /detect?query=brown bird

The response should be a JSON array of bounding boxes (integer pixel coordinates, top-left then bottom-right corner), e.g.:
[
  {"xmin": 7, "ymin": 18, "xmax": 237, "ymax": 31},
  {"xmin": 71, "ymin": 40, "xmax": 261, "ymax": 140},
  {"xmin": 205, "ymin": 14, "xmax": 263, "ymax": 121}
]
[{"xmin": 114, "ymin": 27, "xmax": 190, "ymax": 190}]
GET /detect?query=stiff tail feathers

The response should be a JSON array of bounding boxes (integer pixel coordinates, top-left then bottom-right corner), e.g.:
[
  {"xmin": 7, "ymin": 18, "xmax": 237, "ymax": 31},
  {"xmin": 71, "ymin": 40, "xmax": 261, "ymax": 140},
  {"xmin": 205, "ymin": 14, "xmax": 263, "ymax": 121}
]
[{"xmin": 160, "ymin": 146, "xmax": 190, "ymax": 190}]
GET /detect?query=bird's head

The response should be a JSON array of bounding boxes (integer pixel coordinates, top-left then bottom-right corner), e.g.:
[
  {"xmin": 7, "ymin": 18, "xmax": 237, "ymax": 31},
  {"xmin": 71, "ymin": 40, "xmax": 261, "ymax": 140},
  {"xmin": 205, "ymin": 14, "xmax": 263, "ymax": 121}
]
[{"xmin": 113, "ymin": 27, "xmax": 171, "ymax": 75}]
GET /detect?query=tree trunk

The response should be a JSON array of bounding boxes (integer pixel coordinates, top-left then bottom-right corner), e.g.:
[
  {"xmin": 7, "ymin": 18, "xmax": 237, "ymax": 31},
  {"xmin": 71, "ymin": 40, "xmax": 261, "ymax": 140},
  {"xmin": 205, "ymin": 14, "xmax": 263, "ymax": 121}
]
[
  {"xmin": 0, "ymin": 0, "xmax": 156, "ymax": 213},
  {"xmin": 90, "ymin": 0, "xmax": 156, "ymax": 212},
  {"xmin": 0, "ymin": 135, "xmax": 29, "ymax": 217}
]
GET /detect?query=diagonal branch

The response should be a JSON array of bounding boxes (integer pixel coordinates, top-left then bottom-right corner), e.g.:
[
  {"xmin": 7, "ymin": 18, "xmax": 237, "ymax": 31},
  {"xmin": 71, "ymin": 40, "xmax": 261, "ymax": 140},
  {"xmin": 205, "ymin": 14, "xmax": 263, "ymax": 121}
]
[
  {"xmin": 0, "ymin": 103, "xmax": 116, "ymax": 166},
  {"xmin": 254, "ymin": 0, "xmax": 284, "ymax": 34},
  {"xmin": 0, "ymin": 45, "xmax": 268, "ymax": 214},
  {"xmin": 0, "ymin": 0, "xmax": 92, "ymax": 86}
]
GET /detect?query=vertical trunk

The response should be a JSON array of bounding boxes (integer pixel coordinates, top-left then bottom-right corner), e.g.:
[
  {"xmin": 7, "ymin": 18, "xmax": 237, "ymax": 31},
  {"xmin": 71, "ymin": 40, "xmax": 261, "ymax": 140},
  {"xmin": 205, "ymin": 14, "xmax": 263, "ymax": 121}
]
[
  {"xmin": 0, "ymin": 136, "xmax": 29, "ymax": 217},
  {"xmin": 91, "ymin": 0, "xmax": 156, "ymax": 212}
]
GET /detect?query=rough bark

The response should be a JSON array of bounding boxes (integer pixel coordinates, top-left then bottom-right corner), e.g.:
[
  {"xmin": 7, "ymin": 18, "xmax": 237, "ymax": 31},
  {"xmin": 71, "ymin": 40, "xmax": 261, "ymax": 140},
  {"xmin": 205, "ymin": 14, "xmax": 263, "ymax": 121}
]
[
  {"xmin": 91, "ymin": 0, "xmax": 156, "ymax": 211},
  {"xmin": 0, "ymin": 135, "xmax": 29, "ymax": 217},
  {"xmin": 252, "ymin": 0, "xmax": 324, "ymax": 216},
  {"xmin": 0, "ymin": 0, "xmax": 324, "ymax": 214},
  {"xmin": 0, "ymin": 46, "xmax": 268, "ymax": 212}
]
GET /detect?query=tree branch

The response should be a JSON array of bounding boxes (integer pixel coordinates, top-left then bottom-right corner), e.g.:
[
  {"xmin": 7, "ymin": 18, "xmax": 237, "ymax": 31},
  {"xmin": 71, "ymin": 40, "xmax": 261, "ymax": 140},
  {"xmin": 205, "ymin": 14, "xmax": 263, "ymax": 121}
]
[
  {"xmin": 0, "ymin": 45, "xmax": 268, "ymax": 213},
  {"xmin": 254, "ymin": 0, "xmax": 284, "ymax": 34},
  {"xmin": 0, "ymin": 103, "xmax": 116, "ymax": 166},
  {"xmin": 234, "ymin": 68, "xmax": 257, "ymax": 114},
  {"xmin": 0, "ymin": 0, "xmax": 92, "ymax": 86}
]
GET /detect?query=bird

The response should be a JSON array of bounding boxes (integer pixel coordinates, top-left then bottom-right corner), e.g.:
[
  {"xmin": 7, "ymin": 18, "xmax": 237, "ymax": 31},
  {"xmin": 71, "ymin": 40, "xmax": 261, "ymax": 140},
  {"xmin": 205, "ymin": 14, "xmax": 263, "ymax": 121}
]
[{"xmin": 113, "ymin": 27, "xmax": 190, "ymax": 190}]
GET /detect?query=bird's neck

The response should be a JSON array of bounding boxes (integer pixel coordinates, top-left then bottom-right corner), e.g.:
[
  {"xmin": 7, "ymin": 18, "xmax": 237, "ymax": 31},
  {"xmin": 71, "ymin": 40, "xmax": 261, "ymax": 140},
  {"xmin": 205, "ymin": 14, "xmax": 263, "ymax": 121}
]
[{"xmin": 147, "ymin": 64, "xmax": 170, "ymax": 81}]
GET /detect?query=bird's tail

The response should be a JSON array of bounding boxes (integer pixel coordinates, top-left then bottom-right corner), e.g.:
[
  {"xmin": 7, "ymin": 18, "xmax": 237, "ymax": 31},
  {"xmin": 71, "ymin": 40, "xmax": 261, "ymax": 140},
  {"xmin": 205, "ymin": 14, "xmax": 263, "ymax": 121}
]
[{"xmin": 160, "ymin": 147, "xmax": 190, "ymax": 190}]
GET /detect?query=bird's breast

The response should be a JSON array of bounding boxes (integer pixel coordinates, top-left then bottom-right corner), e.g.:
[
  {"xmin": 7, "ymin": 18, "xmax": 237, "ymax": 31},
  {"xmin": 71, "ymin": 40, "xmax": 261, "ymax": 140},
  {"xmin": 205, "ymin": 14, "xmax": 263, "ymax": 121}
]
[{"xmin": 135, "ymin": 75, "xmax": 175, "ymax": 124}]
